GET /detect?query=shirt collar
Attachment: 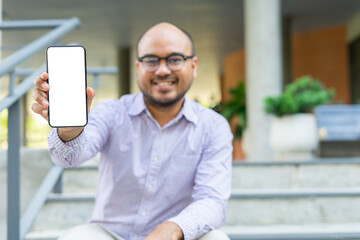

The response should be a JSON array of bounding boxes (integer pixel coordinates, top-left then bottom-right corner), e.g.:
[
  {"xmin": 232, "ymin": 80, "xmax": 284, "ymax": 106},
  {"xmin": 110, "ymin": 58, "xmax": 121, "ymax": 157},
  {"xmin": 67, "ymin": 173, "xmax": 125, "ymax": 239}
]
[
  {"xmin": 127, "ymin": 93, "xmax": 198, "ymax": 125},
  {"xmin": 127, "ymin": 93, "xmax": 147, "ymax": 116},
  {"xmin": 181, "ymin": 97, "xmax": 198, "ymax": 125}
]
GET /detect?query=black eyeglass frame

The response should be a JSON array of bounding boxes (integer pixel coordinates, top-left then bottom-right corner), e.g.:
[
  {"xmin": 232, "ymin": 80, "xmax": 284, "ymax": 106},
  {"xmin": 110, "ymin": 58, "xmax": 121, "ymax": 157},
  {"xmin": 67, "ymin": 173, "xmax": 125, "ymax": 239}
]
[{"xmin": 137, "ymin": 53, "xmax": 194, "ymax": 72}]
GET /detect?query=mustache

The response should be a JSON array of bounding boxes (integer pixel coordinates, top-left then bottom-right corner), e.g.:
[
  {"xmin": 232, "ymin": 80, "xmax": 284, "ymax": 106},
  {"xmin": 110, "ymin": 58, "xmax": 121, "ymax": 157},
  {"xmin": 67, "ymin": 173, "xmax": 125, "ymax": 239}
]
[{"xmin": 151, "ymin": 76, "xmax": 178, "ymax": 83}]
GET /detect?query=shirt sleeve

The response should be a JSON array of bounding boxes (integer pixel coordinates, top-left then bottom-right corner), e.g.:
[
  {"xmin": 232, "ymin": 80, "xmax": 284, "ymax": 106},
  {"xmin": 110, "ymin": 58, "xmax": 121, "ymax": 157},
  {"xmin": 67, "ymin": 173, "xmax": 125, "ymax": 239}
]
[
  {"xmin": 168, "ymin": 114, "xmax": 233, "ymax": 240},
  {"xmin": 48, "ymin": 99, "xmax": 117, "ymax": 168}
]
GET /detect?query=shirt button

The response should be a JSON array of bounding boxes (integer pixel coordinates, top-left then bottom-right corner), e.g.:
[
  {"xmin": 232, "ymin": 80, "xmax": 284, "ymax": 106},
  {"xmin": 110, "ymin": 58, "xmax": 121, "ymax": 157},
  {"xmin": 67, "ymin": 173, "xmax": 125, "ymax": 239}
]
[
  {"xmin": 141, "ymin": 211, "xmax": 146, "ymax": 217},
  {"xmin": 147, "ymin": 184, "xmax": 152, "ymax": 190},
  {"xmin": 153, "ymin": 156, "xmax": 158, "ymax": 162}
]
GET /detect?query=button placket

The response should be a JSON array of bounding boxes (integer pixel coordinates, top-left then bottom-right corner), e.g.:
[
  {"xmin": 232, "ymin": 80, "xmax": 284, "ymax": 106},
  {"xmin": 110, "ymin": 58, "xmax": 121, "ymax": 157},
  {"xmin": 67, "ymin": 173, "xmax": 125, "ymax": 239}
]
[{"xmin": 132, "ymin": 130, "xmax": 163, "ymax": 233}]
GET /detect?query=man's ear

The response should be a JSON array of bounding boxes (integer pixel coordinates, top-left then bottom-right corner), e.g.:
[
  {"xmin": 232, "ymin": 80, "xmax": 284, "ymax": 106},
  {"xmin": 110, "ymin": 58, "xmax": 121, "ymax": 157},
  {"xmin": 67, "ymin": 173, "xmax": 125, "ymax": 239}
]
[{"xmin": 191, "ymin": 56, "xmax": 198, "ymax": 78}]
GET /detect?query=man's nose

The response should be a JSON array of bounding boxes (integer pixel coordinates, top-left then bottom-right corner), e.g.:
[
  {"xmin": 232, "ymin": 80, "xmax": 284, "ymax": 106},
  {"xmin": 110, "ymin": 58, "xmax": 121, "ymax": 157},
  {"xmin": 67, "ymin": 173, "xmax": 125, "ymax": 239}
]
[{"xmin": 155, "ymin": 59, "xmax": 171, "ymax": 75}]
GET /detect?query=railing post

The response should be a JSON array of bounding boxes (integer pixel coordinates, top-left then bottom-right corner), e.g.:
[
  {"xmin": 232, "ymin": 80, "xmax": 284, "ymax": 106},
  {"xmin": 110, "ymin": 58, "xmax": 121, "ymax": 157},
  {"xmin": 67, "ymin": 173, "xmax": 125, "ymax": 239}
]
[
  {"xmin": 7, "ymin": 97, "xmax": 21, "ymax": 240},
  {"xmin": 93, "ymin": 73, "xmax": 100, "ymax": 88},
  {"xmin": 53, "ymin": 173, "xmax": 63, "ymax": 193},
  {"xmin": 9, "ymin": 71, "xmax": 15, "ymax": 95}
]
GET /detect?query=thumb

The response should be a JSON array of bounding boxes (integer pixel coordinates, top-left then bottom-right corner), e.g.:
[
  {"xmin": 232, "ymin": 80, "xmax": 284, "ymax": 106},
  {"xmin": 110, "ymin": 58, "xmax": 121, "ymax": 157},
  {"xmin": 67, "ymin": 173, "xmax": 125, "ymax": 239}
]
[{"xmin": 86, "ymin": 87, "xmax": 95, "ymax": 112}]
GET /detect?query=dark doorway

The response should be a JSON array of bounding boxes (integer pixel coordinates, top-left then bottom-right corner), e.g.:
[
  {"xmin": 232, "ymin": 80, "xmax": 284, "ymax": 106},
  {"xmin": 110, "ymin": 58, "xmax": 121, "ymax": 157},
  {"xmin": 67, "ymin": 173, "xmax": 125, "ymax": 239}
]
[{"xmin": 349, "ymin": 37, "xmax": 360, "ymax": 104}]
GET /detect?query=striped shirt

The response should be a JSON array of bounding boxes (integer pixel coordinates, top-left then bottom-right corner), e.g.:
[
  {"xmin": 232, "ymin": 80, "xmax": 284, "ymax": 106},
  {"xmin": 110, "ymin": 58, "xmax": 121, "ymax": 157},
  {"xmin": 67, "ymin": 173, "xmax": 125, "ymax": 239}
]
[{"xmin": 48, "ymin": 93, "xmax": 233, "ymax": 240}]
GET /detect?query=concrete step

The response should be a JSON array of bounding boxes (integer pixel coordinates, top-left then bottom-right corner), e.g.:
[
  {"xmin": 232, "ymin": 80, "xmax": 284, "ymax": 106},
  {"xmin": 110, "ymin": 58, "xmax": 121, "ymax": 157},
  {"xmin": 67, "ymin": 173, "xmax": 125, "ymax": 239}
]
[
  {"xmin": 26, "ymin": 222, "xmax": 360, "ymax": 240},
  {"xmin": 232, "ymin": 159, "xmax": 360, "ymax": 189},
  {"xmin": 226, "ymin": 190, "xmax": 360, "ymax": 226},
  {"xmin": 30, "ymin": 197, "xmax": 94, "ymax": 233},
  {"xmin": 62, "ymin": 166, "xmax": 98, "ymax": 193},
  {"xmin": 28, "ymin": 188, "xmax": 360, "ymax": 232},
  {"xmin": 0, "ymin": 148, "xmax": 53, "ymax": 240},
  {"xmin": 221, "ymin": 223, "xmax": 360, "ymax": 240},
  {"xmin": 62, "ymin": 159, "xmax": 360, "ymax": 193},
  {"xmin": 25, "ymin": 223, "xmax": 360, "ymax": 240}
]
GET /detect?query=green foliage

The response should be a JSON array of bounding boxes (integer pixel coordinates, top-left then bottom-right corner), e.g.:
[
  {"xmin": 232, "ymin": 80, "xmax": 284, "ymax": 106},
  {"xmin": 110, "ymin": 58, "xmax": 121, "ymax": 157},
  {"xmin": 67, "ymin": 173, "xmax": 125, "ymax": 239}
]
[
  {"xmin": 264, "ymin": 76, "xmax": 335, "ymax": 117},
  {"xmin": 221, "ymin": 82, "xmax": 246, "ymax": 138},
  {"xmin": 0, "ymin": 110, "xmax": 8, "ymax": 147}
]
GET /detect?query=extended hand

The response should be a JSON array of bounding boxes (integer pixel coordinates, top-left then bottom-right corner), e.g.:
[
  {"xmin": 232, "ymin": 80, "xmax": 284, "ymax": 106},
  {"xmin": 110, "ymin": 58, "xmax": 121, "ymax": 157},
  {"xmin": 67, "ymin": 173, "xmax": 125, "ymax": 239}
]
[{"xmin": 32, "ymin": 72, "xmax": 95, "ymax": 141}]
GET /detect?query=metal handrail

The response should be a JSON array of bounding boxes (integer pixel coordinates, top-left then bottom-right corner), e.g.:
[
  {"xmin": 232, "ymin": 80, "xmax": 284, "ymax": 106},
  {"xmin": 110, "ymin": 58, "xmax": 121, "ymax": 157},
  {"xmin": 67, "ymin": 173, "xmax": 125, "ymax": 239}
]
[
  {"xmin": 0, "ymin": 17, "xmax": 81, "ymax": 78},
  {"xmin": 0, "ymin": 17, "xmax": 81, "ymax": 240},
  {"xmin": 0, "ymin": 18, "xmax": 117, "ymax": 240}
]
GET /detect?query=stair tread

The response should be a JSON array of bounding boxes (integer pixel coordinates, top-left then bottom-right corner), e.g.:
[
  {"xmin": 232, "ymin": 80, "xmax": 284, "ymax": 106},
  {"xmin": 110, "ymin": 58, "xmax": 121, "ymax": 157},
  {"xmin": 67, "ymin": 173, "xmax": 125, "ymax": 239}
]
[
  {"xmin": 232, "ymin": 187, "xmax": 360, "ymax": 194},
  {"xmin": 221, "ymin": 223, "xmax": 360, "ymax": 234},
  {"xmin": 25, "ymin": 223, "xmax": 360, "ymax": 239},
  {"xmin": 54, "ymin": 187, "xmax": 360, "ymax": 195}
]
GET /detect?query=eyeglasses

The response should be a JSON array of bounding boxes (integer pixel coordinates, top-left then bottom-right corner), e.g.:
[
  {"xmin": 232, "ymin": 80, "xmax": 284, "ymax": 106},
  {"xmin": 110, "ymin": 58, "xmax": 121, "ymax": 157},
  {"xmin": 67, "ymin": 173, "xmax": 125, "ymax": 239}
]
[{"xmin": 138, "ymin": 53, "xmax": 194, "ymax": 72}]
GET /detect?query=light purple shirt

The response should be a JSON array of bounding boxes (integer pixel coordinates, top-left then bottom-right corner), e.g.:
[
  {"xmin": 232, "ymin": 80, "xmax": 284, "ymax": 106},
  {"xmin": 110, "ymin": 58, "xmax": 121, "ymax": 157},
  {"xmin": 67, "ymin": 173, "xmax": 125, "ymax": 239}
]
[{"xmin": 48, "ymin": 93, "xmax": 233, "ymax": 240}]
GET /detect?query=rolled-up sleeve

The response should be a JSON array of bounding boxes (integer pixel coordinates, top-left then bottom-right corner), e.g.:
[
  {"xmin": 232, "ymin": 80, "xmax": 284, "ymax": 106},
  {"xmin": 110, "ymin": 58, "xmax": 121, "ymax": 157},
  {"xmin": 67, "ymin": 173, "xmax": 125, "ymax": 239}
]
[{"xmin": 168, "ymin": 116, "xmax": 233, "ymax": 240}]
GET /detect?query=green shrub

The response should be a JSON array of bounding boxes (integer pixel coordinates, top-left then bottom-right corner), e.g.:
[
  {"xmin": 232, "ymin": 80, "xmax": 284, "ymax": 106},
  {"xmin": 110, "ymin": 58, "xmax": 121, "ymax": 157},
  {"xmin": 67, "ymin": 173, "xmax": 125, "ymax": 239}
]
[
  {"xmin": 221, "ymin": 82, "xmax": 246, "ymax": 138},
  {"xmin": 264, "ymin": 76, "xmax": 335, "ymax": 117}
]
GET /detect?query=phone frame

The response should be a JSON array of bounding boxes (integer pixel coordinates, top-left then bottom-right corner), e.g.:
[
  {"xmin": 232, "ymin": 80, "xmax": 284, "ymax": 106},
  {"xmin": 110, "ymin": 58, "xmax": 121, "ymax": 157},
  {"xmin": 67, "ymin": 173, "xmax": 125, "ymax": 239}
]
[{"xmin": 46, "ymin": 45, "xmax": 88, "ymax": 128}]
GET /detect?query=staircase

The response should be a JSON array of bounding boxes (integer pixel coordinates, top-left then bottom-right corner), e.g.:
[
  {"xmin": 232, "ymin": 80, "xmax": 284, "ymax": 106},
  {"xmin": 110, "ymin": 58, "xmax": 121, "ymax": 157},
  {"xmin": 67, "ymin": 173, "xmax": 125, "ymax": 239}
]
[
  {"xmin": 16, "ymin": 154, "xmax": 360, "ymax": 240},
  {"xmin": 224, "ymin": 160, "xmax": 360, "ymax": 240}
]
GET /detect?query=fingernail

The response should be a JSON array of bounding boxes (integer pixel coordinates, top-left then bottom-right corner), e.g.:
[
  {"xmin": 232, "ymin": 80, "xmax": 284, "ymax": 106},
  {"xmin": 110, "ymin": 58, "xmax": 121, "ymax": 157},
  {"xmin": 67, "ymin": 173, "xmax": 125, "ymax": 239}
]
[
  {"xmin": 42, "ymin": 110, "xmax": 47, "ymax": 115},
  {"xmin": 42, "ymin": 83, "xmax": 48, "ymax": 89},
  {"xmin": 42, "ymin": 100, "xmax": 48, "ymax": 106}
]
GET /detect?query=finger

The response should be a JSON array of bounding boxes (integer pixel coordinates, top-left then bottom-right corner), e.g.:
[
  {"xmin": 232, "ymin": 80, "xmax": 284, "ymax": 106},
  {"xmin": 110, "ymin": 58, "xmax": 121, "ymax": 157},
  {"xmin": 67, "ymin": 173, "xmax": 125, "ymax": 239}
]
[
  {"xmin": 40, "ymin": 72, "xmax": 48, "ymax": 81},
  {"xmin": 32, "ymin": 88, "xmax": 48, "ymax": 107},
  {"xmin": 33, "ymin": 72, "xmax": 49, "ymax": 91},
  {"xmin": 31, "ymin": 103, "xmax": 48, "ymax": 120},
  {"xmin": 86, "ymin": 87, "xmax": 95, "ymax": 112}
]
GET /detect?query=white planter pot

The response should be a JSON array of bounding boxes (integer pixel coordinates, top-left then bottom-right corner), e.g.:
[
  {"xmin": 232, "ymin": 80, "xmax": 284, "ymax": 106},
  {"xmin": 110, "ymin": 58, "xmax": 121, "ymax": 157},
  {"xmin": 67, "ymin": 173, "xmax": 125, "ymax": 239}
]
[{"xmin": 270, "ymin": 113, "xmax": 318, "ymax": 160}]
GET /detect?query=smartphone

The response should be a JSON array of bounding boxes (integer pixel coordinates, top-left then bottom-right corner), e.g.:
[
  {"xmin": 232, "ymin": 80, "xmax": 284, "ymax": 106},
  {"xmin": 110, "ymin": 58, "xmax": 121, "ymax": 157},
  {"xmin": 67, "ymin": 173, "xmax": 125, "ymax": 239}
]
[{"xmin": 46, "ymin": 46, "xmax": 88, "ymax": 128}]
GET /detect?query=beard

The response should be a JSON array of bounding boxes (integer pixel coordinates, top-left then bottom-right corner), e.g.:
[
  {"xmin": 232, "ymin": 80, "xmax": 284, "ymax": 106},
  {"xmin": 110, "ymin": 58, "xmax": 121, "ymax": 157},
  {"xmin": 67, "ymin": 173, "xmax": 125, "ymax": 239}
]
[{"xmin": 139, "ymin": 76, "xmax": 192, "ymax": 108}]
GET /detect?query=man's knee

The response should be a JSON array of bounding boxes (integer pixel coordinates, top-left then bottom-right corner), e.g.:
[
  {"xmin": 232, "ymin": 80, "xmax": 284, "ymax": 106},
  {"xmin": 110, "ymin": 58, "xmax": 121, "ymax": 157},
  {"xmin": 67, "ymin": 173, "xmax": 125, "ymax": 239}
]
[
  {"xmin": 198, "ymin": 229, "xmax": 230, "ymax": 240},
  {"xmin": 58, "ymin": 224, "xmax": 116, "ymax": 240}
]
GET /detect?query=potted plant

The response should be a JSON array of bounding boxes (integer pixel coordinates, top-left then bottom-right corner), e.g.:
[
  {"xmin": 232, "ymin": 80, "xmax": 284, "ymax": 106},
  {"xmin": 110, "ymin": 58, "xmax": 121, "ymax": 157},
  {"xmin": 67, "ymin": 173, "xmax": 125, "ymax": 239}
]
[
  {"xmin": 220, "ymin": 81, "xmax": 247, "ymax": 160},
  {"xmin": 264, "ymin": 76, "xmax": 335, "ymax": 160}
]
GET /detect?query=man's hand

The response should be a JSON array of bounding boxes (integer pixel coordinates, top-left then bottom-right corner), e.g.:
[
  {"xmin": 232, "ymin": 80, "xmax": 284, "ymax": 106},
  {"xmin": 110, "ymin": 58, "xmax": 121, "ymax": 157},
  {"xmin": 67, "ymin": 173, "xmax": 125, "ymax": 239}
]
[
  {"xmin": 144, "ymin": 222, "xmax": 184, "ymax": 240},
  {"xmin": 32, "ymin": 72, "xmax": 95, "ymax": 142}
]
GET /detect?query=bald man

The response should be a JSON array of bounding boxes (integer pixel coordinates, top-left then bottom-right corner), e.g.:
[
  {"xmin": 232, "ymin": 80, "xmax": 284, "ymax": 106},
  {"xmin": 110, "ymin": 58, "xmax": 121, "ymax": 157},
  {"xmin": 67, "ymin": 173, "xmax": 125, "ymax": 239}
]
[{"xmin": 32, "ymin": 22, "xmax": 233, "ymax": 240}]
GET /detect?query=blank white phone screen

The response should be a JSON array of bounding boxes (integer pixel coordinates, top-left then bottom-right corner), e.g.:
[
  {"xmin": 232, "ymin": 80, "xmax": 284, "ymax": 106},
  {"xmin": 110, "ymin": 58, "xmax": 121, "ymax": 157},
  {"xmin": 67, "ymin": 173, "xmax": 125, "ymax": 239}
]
[{"xmin": 47, "ymin": 46, "xmax": 87, "ymax": 127}]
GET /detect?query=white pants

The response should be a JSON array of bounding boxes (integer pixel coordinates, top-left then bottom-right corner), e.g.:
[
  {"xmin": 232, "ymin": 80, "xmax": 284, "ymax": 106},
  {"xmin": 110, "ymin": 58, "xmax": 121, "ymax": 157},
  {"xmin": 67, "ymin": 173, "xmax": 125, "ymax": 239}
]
[{"xmin": 58, "ymin": 223, "xmax": 230, "ymax": 240}]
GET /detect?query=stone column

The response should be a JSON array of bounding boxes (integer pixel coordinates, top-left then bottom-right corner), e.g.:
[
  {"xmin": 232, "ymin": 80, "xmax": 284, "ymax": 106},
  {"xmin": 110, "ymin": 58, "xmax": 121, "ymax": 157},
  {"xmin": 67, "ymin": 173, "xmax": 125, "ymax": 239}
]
[{"xmin": 244, "ymin": 0, "xmax": 283, "ymax": 161}]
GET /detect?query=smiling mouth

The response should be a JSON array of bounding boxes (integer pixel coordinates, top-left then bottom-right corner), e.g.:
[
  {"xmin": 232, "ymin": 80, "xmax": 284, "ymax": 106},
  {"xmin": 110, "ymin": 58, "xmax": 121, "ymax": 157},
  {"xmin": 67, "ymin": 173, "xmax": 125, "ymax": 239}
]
[
  {"xmin": 156, "ymin": 81, "xmax": 175, "ymax": 86},
  {"xmin": 151, "ymin": 77, "xmax": 178, "ymax": 86}
]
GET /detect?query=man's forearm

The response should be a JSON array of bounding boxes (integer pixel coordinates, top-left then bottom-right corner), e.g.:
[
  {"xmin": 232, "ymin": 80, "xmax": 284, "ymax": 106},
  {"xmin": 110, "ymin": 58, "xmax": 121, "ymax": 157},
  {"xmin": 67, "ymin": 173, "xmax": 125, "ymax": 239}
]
[
  {"xmin": 144, "ymin": 221, "xmax": 184, "ymax": 240},
  {"xmin": 57, "ymin": 127, "xmax": 84, "ymax": 142}
]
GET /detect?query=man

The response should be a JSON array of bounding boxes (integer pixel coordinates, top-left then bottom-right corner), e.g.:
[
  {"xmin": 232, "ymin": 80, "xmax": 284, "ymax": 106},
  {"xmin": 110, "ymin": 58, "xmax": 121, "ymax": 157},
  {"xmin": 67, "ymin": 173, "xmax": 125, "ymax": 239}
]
[{"xmin": 32, "ymin": 22, "xmax": 233, "ymax": 240}]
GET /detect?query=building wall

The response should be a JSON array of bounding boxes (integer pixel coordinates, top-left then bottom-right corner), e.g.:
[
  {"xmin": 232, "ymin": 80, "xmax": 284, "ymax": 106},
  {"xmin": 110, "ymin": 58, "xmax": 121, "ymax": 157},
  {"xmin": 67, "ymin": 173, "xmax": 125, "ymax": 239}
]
[
  {"xmin": 222, "ymin": 24, "xmax": 350, "ymax": 104},
  {"xmin": 291, "ymin": 25, "xmax": 350, "ymax": 103},
  {"xmin": 222, "ymin": 49, "xmax": 245, "ymax": 102}
]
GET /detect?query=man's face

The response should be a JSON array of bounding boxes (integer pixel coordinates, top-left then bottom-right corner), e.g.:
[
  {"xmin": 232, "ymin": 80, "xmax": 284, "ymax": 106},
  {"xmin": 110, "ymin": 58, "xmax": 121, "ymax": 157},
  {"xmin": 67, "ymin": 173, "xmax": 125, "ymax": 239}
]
[{"xmin": 136, "ymin": 26, "xmax": 197, "ymax": 108}]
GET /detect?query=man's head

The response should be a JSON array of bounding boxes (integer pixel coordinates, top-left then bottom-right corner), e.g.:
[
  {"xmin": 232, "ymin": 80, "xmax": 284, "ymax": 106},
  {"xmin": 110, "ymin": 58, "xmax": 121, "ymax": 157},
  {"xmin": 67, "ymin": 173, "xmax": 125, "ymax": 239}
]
[{"xmin": 136, "ymin": 22, "xmax": 198, "ymax": 108}]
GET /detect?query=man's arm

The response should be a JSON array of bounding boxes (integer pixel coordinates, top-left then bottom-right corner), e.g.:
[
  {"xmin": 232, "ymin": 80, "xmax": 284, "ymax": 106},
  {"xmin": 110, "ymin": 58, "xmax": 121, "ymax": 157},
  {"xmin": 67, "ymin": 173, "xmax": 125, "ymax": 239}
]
[
  {"xmin": 167, "ymin": 115, "xmax": 233, "ymax": 240},
  {"xmin": 144, "ymin": 222, "xmax": 184, "ymax": 240},
  {"xmin": 33, "ymin": 72, "xmax": 117, "ymax": 168}
]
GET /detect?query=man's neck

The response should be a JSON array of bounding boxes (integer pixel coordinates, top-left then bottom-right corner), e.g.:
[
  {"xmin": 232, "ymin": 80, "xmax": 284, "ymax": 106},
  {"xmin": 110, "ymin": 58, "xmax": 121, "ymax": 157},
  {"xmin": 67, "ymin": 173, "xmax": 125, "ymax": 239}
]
[{"xmin": 145, "ymin": 98, "xmax": 184, "ymax": 127}]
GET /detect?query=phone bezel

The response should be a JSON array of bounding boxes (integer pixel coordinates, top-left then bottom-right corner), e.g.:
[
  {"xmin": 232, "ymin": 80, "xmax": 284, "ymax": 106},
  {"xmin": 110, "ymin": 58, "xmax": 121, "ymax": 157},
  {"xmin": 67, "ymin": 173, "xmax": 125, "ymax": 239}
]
[{"xmin": 46, "ymin": 45, "xmax": 88, "ymax": 128}]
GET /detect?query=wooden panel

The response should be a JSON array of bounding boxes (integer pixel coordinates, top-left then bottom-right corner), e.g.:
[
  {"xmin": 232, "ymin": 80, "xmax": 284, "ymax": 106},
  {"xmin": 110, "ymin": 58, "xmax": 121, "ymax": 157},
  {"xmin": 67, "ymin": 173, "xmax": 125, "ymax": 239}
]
[{"xmin": 291, "ymin": 25, "xmax": 350, "ymax": 104}]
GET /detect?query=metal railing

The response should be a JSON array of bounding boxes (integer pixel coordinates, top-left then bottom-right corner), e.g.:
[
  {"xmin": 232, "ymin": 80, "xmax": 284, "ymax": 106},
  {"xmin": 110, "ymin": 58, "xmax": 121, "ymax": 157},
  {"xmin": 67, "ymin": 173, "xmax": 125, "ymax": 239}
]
[{"xmin": 0, "ymin": 18, "xmax": 118, "ymax": 240}]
